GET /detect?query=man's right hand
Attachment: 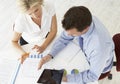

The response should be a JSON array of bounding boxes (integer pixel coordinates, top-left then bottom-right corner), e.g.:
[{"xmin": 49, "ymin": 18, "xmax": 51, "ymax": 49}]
[{"xmin": 38, "ymin": 54, "xmax": 52, "ymax": 70}]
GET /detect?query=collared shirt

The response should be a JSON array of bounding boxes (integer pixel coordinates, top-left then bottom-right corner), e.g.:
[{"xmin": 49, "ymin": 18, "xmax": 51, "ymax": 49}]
[
  {"xmin": 14, "ymin": 2, "xmax": 55, "ymax": 44},
  {"xmin": 49, "ymin": 16, "xmax": 114, "ymax": 83}
]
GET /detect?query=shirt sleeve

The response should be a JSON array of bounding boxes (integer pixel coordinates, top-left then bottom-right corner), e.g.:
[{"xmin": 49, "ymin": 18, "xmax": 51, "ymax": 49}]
[
  {"xmin": 67, "ymin": 51, "xmax": 101, "ymax": 83},
  {"xmin": 49, "ymin": 31, "xmax": 74, "ymax": 57},
  {"xmin": 67, "ymin": 42, "xmax": 114, "ymax": 83},
  {"xmin": 14, "ymin": 14, "xmax": 24, "ymax": 33}
]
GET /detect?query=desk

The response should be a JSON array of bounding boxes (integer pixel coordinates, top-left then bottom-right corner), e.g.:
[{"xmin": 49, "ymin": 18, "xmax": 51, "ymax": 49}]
[
  {"xmin": 0, "ymin": 41, "xmax": 97, "ymax": 84},
  {"xmin": 15, "ymin": 41, "xmax": 90, "ymax": 84}
]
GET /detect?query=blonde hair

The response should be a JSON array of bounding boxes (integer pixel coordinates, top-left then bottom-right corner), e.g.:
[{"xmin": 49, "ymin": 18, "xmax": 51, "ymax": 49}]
[{"xmin": 17, "ymin": 0, "xmax": 43, "ymax": 13}]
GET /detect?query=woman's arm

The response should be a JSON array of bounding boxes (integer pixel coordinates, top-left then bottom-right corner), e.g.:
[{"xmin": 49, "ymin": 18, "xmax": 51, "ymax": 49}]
[
  {"xmin": 42, "ymin": 14, "xmax": 57, "ymax": 48},
  {"xmin": 12, "ymin": 31, "xmax": 25, "ymax": 54},
  {"xmin": 34, "ymin": 14, "xmax": 57, "ymax": 53},
  {"xmin": 12, "ymin": 31, "xmax": 29, "ymax": 63}
]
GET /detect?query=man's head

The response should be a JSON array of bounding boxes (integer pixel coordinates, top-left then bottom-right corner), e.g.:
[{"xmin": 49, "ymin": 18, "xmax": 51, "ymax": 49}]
[{"xmin": 62, "ymin": 6, "xmax": 92, "ymax": 36}]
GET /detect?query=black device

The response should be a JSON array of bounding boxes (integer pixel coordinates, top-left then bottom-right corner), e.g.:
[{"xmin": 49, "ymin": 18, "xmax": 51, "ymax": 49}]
[{"xmin": 37, "ymin": 69, "xmax": 64, "ymax": 84}]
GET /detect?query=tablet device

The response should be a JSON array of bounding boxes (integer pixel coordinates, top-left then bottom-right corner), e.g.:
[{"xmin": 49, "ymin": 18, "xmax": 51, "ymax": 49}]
[{"xmin": 37, "ymin": 69, "xmax": 64, "ymax": 84}]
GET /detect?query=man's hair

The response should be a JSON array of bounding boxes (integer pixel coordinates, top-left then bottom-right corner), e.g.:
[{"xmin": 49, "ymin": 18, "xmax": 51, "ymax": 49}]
[{"xmin": 62, "ymin": 6, "xmax": 92, "ymax": 32}]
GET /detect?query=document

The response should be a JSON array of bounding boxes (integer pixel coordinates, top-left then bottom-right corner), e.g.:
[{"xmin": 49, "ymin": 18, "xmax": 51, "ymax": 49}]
[
  {"xmin": 15, "ymin": 58, "xmax": 44, "ymax": 84},
  {"xmin": 42, "ymin": 41, "xmax": 90, "ymax": 74},
  {"xmin": 15, "ymin": 41, "xmax": 90, "ymax": 84},
  {"xmin": 0, "ymin": 58, "xmax": 20, "ymax": 84}
]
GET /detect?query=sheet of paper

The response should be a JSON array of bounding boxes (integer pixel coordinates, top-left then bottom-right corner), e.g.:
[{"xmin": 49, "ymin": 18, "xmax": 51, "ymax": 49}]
[
  {"xmin": 42, "ymin": 41, "xmax": 90, "ymax": 74},
  {"xmin": 15, "ymin": 58, "xmax": 43, "ymax": 84},
  {"xmin": 0, "ymin": 58, "xmax": 20, "ymax": 84},
  {"xmin": 15, "ymin": 41, "xmax": 90, "ymax": 84}
]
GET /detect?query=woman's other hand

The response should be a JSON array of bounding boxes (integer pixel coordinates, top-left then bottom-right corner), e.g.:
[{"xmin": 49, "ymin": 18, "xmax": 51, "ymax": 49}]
[{"xmin": 32, "ymin": 45, "xmax": 45, "ymax": 54}]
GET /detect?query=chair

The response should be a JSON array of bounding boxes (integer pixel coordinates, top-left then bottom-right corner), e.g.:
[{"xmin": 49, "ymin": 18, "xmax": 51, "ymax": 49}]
[
  {"xmin": 113, "ymin": 33, "xmax": 120, "ymax": 71},
  {"xmin": 99, "ymin": 33, "xmax": 120, "ymax": 80},
  {"xmin": 107, "ymin": 33, "xmax": 120, "ymax": 79}
]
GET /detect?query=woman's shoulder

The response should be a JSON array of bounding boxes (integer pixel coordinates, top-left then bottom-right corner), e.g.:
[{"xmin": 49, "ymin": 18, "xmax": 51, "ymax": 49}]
[
  {"xmin": 15, "ymin": 13, "xmax": 27, "ymax": 22},
  {"xmin": 15, "ymin": 13, "xmax": 27, "ymax": 24}
]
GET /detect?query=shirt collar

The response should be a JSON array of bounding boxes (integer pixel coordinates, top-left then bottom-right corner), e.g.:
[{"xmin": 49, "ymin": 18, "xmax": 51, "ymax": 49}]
[{"xmin": 80, "ymin": 21, "xmax": 94, "ymax": 39}]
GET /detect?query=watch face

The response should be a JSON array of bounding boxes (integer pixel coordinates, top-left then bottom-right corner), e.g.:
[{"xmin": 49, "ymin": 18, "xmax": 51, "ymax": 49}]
[{"xmin": 37, "ymin": 69, "xmax": 64, "ymax": 84}]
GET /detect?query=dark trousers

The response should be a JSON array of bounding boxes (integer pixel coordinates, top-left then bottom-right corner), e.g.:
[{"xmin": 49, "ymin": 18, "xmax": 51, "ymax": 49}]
[
  {"xmin": 19, "ymin": 32, "xmax": 49, "ymax": 46},
  {"xmin": 19, "ymin": 37, "xmax": 28, "ymax": 46}
]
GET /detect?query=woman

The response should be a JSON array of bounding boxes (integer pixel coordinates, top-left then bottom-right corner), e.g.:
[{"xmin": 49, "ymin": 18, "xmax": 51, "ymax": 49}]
[{"xmin": 12, "ymin": 0, "xmax": 57, "ymax": 64}]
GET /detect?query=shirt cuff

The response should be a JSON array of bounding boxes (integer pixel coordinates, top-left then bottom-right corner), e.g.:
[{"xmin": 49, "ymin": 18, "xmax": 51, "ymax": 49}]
[
  {"xmin": 48, "ymin": 51, "xmax": 56, "ymax": 58},
  {"xmin": 67, "ymin": 74, "xmax": 83, "ymax": 83}
]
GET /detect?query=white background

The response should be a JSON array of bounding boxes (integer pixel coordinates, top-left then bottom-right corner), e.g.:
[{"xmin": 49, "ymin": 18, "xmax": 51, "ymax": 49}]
[{"xmin": 0, "ymin": 0, "xmax": 120, "ymax": 84}]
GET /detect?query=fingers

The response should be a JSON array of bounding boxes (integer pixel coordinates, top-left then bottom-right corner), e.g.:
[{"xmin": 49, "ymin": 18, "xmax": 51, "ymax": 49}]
[
  {"xmin": 19, "ymin": 53, "xmax": 29, "ymax": 64},
  {"xmin": 38, "ymin": 58, "xmax": 45, "ymax": 70},
  {"xmin": 62, "ymin": 75, "xmax": 67, "ymax": 82},
  {"xmin": 62, "ymin": 69, "xmax": 67, "ymax": 82},
  {"xmin": 32, "ymin": 45, "xmax": 41, "ymax": 50},
  {"xmin": 37, "ymin": 48, "xmax": 43, "ymax": 54},
  {"xmin": 32, "ymin": 45, "xmax": 38, "ymax": 50},
  {"xmin": 20, "ymin": 58, "xmax": 24, "ymax": 64},
  {"xmin": 18, "ymin": 57, "xmax": 24, "ymax": 64},
  {"xmin": 38, "ymin": 55, "xmax": 52, "ymax": 70},
  {"xmin": 32, "ymin": 45, "xmax": 44, "ymax": 54}
]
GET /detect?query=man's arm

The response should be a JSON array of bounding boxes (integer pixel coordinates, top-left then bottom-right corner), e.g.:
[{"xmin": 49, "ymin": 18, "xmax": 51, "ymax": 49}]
[
  {"xmin": 49, "ymin": 31, "xmax": 74, "ymax": 57},
  {"xmin": 38, "ymin": 31, "xmax": 74, "ymax": 69},
  {"xmin": 38, "ymin": 15, "xmax": 57, "ymax": 52},
  {"xmin": 66, "ymin": 45, "xmax": 114, "ymax": 83}
]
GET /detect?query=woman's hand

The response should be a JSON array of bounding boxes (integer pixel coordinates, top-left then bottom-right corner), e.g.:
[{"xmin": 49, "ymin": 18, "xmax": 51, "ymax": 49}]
[
  {"xmin": 38, "ymin": 54, "xmax": 52, "ymax": 70},
  {"xmin": 19, "ymin": 53, "xmax": 29, "ymax": 64},
  {"xmin": 32, "ymin": 45, "xmax": 45, "ymax": 54}
]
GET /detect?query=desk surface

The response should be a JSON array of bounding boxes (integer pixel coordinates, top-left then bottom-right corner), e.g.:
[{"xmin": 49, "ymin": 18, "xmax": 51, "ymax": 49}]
[
  {"xmin": 14, "ymin": 41, "xmax": 90, "ymax": 84},
  {"xmin": 0, "ymin": 42, "xmax": 97, "ymax": 84}
]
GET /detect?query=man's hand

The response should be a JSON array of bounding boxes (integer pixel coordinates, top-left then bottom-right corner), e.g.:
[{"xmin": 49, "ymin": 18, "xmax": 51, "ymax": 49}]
[
  {"xmin": 38, "ymin": 54, "xmax": 52, "ymax": 70},
  {"xmin": 62, "ymin": 75, "xmax": 67, "ymax": 82},
  {"xmin": 62, "ymin": 70, "xmax": 68, "ymax": 82},
  {"xmin": 19, "ymin": 53, "xmax": 29, "ymax": 64}
]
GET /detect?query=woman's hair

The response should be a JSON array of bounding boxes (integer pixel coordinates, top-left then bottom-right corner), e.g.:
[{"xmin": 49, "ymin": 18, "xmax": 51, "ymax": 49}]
[
  {"xmin": 62, "ymin": 6, "xmax": 92, "ymax": 32},
  {"xmin": 17, "ymin": 0, "xmax": 43, "ymax": 13}
]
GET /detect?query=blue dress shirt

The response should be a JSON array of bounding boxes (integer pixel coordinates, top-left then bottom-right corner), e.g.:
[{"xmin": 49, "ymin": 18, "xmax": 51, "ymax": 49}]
[{"xmin": 49, "ymin": 16, "xmax": 114, "ymax": 83}]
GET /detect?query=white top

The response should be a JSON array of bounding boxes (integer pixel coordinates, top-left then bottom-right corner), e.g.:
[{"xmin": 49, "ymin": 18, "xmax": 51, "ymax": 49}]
[{"xmin": 14, "ymin": 2, "xmax": 55, "ymax": 44}]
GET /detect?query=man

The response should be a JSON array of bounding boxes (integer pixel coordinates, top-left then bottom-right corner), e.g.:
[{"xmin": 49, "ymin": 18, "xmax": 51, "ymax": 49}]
[{"xmin": 38, "ymin": 6, "xmax": 114, "ymax": 83}]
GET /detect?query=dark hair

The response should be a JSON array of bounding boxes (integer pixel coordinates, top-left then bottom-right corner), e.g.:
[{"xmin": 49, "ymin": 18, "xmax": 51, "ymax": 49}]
[{"xmin": 62, "ymin": 6, "xmax": 92, "ymax": 32}]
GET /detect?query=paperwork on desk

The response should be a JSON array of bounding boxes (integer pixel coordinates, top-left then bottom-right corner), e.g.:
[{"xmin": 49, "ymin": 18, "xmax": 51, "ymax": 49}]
[
  {"xmin": 24, "ymin": 41, "xmax": 90, "ymax": 74},
  {"xmin": 15, "ymin": 41, "xmax": 90, "ymax": 84},
  {"xmin": 15, "ymin": 58, "xmax": 43, "ymax": 84},
  {"xmin": 42, "ymin": 41, "xmax": 90, "ymax": 74},
  {"xmin": 0, "ymin": 58, "xmax": 20, "ymax": 84},
  {"xmin": 0, "ymin": 40, "xmax": 90, "ymax": 84},
  {"xmin": 20, "ymin": 41, "xmax": 89, "ymax": 75}
]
